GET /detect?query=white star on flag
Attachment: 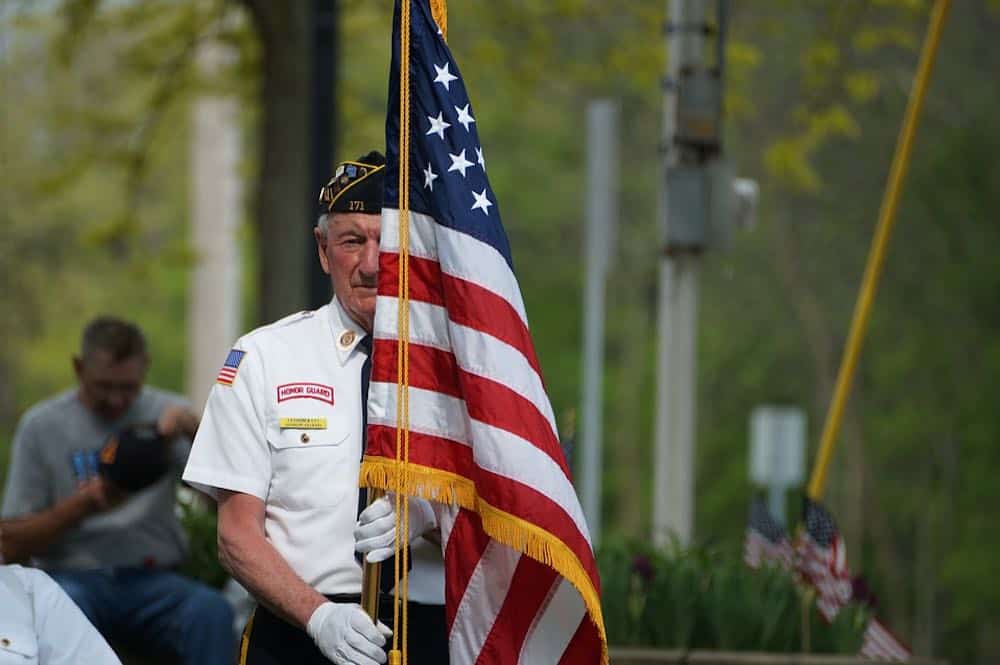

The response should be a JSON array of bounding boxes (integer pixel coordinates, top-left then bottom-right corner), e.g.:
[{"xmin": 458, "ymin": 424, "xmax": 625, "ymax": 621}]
[
  {"xmin": 423, "ymin": 163, "xmax": 438, "ymax": 191},
  {"xmin": 426, "ymin": 112, "xmax": 451, "ymax": 141},
  {"xmin": 433, "ymin": 62, "xmax": 458, "ymax": 91},
  {"xmin": 447, "ymin": 149, "xmax": 474, "ymax": 178},
  {"xmin": 455, "ymin": 104, "xmax": 475, "ymax": 132},
  {"xmin": 476, "ymin": 146, "xmax": 486, "ymax": 171},
  {"xmin": 471, "ymin": 188, "xmax": 493, "ymax": 215}
]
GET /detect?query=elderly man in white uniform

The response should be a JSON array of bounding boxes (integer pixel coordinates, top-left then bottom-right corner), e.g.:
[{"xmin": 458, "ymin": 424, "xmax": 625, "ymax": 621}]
[
  {"xmin": 182, "ymin": 152, "xmax": 447, "ymax": 665},
  {"xmin": 0, "ymin": 563, "xmax": 122, "ymax": 665}
]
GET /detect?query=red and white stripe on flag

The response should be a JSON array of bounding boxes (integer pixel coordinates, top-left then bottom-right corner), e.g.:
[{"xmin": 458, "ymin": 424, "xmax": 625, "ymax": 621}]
[
  {"xmin": 362, "ymin": 209, "xmax": 606, "ymax": 664},
  {"xmin": 861, "ymin": 618, "xmax": 911, "ymax": 662}
]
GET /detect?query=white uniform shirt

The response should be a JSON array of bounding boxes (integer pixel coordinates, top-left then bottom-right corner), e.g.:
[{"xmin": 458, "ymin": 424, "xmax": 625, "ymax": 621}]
[
  {"xmin": 0, "ymin": 565, "xmax": 122, "ymax": 665},
  {"xmin": 183, "ymin": 300, "xmax": 368, "ymax": 595}
]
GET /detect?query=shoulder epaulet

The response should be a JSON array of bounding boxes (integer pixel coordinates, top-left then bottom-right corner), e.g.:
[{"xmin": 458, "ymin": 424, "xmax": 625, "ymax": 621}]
[{"xmin": 242, "ymin": 308, "xmax": 318, "ymax": 342}]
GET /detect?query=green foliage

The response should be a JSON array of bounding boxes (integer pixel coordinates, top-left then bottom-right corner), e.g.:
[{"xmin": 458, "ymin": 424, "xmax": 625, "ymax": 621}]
[{"xmin": 598, "ymin": 541, "xmax": 867, "ymax": 653}]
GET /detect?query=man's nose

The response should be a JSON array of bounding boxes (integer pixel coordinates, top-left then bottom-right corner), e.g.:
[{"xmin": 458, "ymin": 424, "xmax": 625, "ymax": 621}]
[{"xmin": 360, "ymin": 239, "xmax": 379, "ymax": 276}]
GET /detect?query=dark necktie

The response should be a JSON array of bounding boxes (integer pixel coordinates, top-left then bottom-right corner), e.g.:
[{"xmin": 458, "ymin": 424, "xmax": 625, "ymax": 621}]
[
  {"xmin": 359, "ymin": 334, "xmax": 373, "ymax": 437},
  {"xmin": 357, "ymin": 333, "xmax": 373, "ymax": 518},
  {"xmin": 356, "ymin": 334, "xmax": 399, "ymax": 594}
]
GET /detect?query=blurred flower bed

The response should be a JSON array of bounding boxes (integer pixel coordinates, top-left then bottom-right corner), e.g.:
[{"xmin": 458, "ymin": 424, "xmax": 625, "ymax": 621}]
[
  {"xmin": 177, "ymin": 504, "xmax": 867, "ymax": 654},
  {"xmin": 598, "ymin": 541, "xmax": 868, "ymax": 653}
]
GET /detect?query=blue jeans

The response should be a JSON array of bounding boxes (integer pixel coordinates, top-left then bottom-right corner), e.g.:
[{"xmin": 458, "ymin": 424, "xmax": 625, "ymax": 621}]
[{"xmin": 50, "ymin": 568, "xmax": 236, "ymax": 665}]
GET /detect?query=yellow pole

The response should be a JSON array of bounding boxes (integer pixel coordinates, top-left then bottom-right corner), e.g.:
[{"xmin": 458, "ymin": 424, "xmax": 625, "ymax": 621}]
[{"xmin": 807, "ymin": 0, "xmax": 951, "ymax": 500}]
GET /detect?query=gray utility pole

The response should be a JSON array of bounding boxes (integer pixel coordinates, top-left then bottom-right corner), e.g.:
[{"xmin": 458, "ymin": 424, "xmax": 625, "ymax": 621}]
[
  {"xmin": 579, "ymin": 100, "xmax": 619, "ymax": 546},
  {"xmin": 652, "ymin": 0, "xmax": 729, "ymax": 547},
  {"xmin": 187, "ymin": 37, "xmax": 242, "ymax": 411}
]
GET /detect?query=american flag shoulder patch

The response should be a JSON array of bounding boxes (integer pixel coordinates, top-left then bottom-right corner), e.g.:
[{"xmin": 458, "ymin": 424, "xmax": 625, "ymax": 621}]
[{"xmin": 216, "ymin": 349, "xmax": 246, "ymax": 386}]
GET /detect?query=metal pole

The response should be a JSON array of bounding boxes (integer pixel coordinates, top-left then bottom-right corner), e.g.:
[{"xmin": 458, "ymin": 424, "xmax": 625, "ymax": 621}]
[
  {"xmin": 768, "ymin": 485, "xmax": 786, "ymax": 527},
  {"xmin": 652, "ymin": 0, "xmax": 706, "ymax": 548},
  {"xmin": 579, "ymin": 100, "xmax": 618, "ymax": 545},
  {"xmin": 667, "ymin": 254, "xmax": 699, "ymax": 543},
  {"xmin": 188, "ymin": 38, "xmax": 241, "ymax": 411}
]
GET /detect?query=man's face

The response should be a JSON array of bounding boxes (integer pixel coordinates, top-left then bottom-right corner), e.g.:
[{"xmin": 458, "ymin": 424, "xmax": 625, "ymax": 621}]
[
  {"xmin": 74, "ymin": 350, "xmax": 148, "ymax": 422},
  {"xmin": 315, "ymin": 212, "xmax": 381, "ymax": 332}
]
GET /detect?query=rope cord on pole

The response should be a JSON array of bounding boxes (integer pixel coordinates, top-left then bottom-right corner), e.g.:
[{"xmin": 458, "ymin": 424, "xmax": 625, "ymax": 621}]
[{"xmin": 390, "ymin": 0, "xmax": 412, "ymax": 661}]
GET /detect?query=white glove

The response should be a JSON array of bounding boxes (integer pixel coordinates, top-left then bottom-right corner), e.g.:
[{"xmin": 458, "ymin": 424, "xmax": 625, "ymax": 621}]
[
  {"xmin": 354, "ymin": 495, "xmax": 437, "ymax": 563},
  {"xmin": 306, "ymin": 601, "xmax": 392, "ymax": 665}
]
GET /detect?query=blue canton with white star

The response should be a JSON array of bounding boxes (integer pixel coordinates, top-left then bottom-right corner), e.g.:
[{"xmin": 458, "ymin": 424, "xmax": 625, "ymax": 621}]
[{"xmin": 384, "ymin": 0, "xmax": 514, "ymax": 269}]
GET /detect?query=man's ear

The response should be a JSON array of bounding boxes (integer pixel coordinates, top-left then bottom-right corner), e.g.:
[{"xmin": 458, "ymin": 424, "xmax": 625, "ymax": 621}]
[
  {"xmin": 72, "ymin": 355, "xmax": 84, "ymax": 381},
  {"xmin": 314, "ymin": 227, "xmax": 332, "ymax": 275}
]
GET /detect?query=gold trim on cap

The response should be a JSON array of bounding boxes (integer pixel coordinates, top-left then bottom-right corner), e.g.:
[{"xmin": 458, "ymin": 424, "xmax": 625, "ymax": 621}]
[{"xmin": 318, "ymin": 161, "xmax": 386, "ymax": 212}]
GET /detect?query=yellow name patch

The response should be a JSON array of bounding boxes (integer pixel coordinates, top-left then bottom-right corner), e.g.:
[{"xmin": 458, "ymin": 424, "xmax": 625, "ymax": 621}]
[{"xmin": 279, "ymin": 417, "xmax": 327, "ymax": 430}]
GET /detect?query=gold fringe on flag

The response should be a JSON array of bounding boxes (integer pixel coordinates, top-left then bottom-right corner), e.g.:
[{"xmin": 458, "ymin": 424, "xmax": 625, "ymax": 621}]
[{"xmin": 360, "ymin": 457, "xmax": 609, "ymax": 665}]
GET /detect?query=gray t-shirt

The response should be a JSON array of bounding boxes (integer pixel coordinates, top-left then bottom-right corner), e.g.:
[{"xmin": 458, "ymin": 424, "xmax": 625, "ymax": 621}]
[{"xmin": 1, "ymin": 387, "xmax": 191, "ymax": 570}]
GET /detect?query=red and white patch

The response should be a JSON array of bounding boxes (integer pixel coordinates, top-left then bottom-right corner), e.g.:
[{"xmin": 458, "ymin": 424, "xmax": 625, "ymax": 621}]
[{"xmin": 277, "ymin": 383, "xmax": 335, "ymax": 405}]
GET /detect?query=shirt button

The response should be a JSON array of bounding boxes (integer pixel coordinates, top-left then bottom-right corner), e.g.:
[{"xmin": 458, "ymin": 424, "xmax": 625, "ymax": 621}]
[
  {"xmin": 1, "ymin": 638, "xmax": 10, "ymax": 647},
  {"xmin": 300, "ymin": 433, "xmax": 310, "ymax": 444}
]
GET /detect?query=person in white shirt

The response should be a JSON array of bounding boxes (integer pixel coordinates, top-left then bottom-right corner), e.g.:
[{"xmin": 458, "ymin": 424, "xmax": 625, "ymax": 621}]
[
  {"xmin": 0, "ymin": 564, "xmax": 121, "ymax": 665},
  {"xmin": 183, "ymin": 152, "xmax": 447, "ymax": 665}
]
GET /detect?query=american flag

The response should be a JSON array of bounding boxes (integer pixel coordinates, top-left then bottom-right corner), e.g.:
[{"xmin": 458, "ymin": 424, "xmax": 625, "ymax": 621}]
[
  {"xmin": 743, "ymin": 497, "xmax": 794, "ymax": 571},
  {"xmin": 797, "ymin": 497, "xmax": 854, "ymax": 621},
  {"xmin": 795, "ymin": 498, "xmax": 910, "ymax": 661},
  {"xmin": 215, "ymin": 348, "xmax": 245, "ymax": 386},
  {"xmin": 361, "ymin": 1, "xmax": 607, "ymax": 663},
  {"xmin": 860, "ymin": 617, "xmax": 912, "ymax": 662}
]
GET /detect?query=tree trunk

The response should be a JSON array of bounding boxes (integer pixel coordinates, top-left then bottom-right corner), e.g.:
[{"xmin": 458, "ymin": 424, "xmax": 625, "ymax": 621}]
[{"xmin": 243, "ymin": 1, "xmax": 313, "ymax": 324}]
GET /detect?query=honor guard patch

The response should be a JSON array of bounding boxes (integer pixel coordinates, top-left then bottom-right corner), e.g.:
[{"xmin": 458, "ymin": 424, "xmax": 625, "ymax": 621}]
[
  {"xmin": 216, "ymin": 349, "xmax": 246, "ymax": 386},
  {"xmin": 277, "ymin": 382, "xmax": 335, "ymax": 405}
]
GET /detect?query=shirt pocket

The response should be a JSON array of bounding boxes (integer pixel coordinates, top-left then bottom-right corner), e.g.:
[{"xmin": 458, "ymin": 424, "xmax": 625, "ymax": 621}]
[
  {"xmin": 0, "ymin": 625, "xmax": 39, "ymax": 663},
  {"xmin": 267, "ymin": 406, "xmax": 356, "ymax": 510}
]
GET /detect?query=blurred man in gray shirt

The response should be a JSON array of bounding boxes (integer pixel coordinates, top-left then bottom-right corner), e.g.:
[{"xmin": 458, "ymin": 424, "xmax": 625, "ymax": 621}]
[{"xmin": 1, "ymin": 316, "xmax": 234, "ymax": 665}]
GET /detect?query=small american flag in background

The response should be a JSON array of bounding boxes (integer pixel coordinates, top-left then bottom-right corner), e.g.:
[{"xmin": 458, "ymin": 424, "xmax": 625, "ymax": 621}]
[
  {"xmin": 861, "ymin": 617, "xmax": 912, "ymax": 662},
  {"xmin": 797, "ymin": 497, "xmax": 853, "ymax": 621},
  {"xmin": 743, "ymin": 496, "xmax": 912, "ymax": 661},
  {"xmin": 215, "ymin": 349, "xmax": 245, "ymax": 386},
  {"xmin": 796, "ymin": 498, "xmax": 911, "ymax": 661},
  {"xmin": 743, "ymin": 497, "xmax": 794, "ymax": 570}
]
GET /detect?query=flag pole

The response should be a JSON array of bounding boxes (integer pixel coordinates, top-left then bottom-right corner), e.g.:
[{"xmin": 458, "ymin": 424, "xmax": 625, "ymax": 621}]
[
  {"xmin": 361, "ymin": 488, "xmax": 386, "ymax": 621},
  {"xmin": 359, "ymin": 4, "xmax": 450, "ymax": 663},
  {"xmin": 806, "ymin": 0, "xmax": 951, "ymax": 501}
]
